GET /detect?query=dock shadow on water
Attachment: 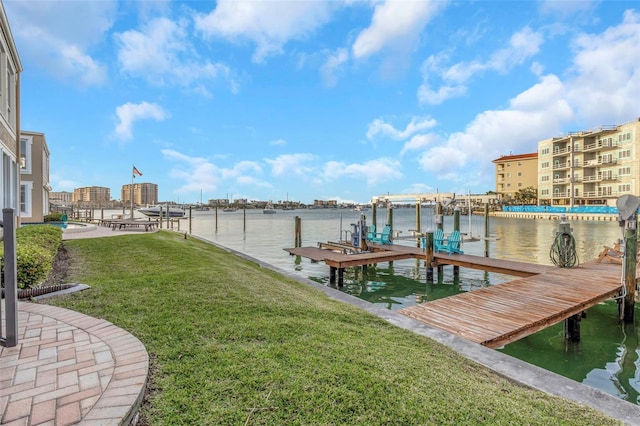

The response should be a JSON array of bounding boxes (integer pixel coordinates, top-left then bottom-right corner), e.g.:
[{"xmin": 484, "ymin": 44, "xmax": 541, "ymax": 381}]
[{"xmin": 184, "ymin": 207, "xmax": 639, "ymax": 405}]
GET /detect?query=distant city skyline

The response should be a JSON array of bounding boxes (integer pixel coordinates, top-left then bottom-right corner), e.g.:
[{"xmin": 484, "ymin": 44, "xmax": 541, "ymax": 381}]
[{"xmin": 6, "ymin": 1, "xmax": 640, "ymax": 204}]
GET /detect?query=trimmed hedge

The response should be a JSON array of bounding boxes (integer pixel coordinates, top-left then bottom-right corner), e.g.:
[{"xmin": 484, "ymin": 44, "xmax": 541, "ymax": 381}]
[
  {"xmin": 44, "ymin": 213, "xmax": 65, "ymax": 222},
  {"xmin": 1, "ymin": 224, "xmax": 63, "ymax": 289}
]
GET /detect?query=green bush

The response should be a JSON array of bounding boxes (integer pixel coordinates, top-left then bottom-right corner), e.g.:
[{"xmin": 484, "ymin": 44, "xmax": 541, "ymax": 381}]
[
  {"xmin": 15, "ymin": 244, "xmax": 53, "ymax": 288},
  {"xmin": 44, "ymin": 213, "xmax": 64, "ymax": 222},
  {"xmin": 1, "ymin": 224, "xmax": 63, "ymax": 289}
]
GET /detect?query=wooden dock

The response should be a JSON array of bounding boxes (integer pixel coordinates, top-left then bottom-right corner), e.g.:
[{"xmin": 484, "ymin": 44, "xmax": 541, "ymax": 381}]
[
  {"xmin": 399, "ymin": 260, "xmax": 622, "ymax": 348},
  {"xmin": 285, "ymin": 242, "xmax": 624, "ymax": 348}
]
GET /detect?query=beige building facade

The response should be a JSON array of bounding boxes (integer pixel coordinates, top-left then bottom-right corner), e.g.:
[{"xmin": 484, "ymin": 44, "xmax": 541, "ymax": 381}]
[
  {"xmin": 73, "ymin": 186, "xmax": 111, "ymax": 207},
  {"xmin": 537, "ymin": 119, "xmax": 640, "ymax": 207},
  {"xmin": 19, "ymin": 131, "xmax": 50, "ymax": 222},
  {"xmin": 50, "ymin": 191, "xmax": 73, "ymax": 206},
  {"xmin": 493, "ymin": 153, "xmax": 538, "ymax": 201},
  {"xmin": 121, "ymin": 182, "xmax": 158, "ymax": 206},
  {"xmin": 0, "ymin": 2, "xmax": 22, "ymax": 218}
]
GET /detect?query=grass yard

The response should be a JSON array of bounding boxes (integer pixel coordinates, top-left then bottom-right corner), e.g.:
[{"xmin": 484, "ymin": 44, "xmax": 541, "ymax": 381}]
[{"xmin": 44, "ymin": 231, "xmax": 619, "ymax": 425}]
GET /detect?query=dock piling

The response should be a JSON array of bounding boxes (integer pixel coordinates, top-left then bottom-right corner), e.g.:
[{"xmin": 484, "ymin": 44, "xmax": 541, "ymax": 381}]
[
  {"xmin": 484, "ymin": 203, "xmax": 490, "ymax": 257},
  {"xmin": 453, "ymin": 207, "xmax": 460, "ymax": 277},
  {"xmin": 622, "ymin": 220, "xmax": 637, "ymax": 323}
]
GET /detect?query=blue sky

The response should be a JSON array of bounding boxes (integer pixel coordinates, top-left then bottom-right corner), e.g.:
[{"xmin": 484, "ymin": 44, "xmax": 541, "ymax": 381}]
[{"xmin": 4, "ymin": 1, "xmax": 640, "ymax": 204}]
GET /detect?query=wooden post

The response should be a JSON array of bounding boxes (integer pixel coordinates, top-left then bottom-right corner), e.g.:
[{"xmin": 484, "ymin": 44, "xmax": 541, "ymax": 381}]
[
  {"xmin": 415, "ymin": 200, "xmax": 421, "ymax": 248},
  {"xmin": 215, "ymin": 206, "xmax": 218, "ymax": 232},
  {"xmin": 436, "ymin": 202, "xmax": 443, "ymax": 281},
  {"xmin": 372, "ymin": 203, "xmax": 377, "ymax": 232},
  {"xmin": 338, "ymin": 268, "xmax": 344, "ymax": 287},
  {"xmin": 159, "ymin": 206, "xmax": 163, "ymax": 229},
  {"xmin": 294, "ymin": 216, "xmax": 302, "ymax": 247},
  {"xmin": 387, "ymin": 202, "xmax": 394, "ymax": 267},
  {"xmin": 484, "ymin": 203, "xmax": 490, "ymax": 257},
  {"xmin": 425, "ymin": 232, "xmax": 434, "ymax": 283},
  {"xmin": 453, "ymin": 207, "xmax": 460, "ymax": 277},
  {"xmin": 564, "ymin": 314, "xmax": 581, "ymax": 342},
  {"xmin": 243, "ymin": 206, "xmax": 246, "ymax": 232},
  {"xmin": 329, "ymin": 266, "xmax": 336, "ymax": 284},
  {"xmin": 622, "ymin": 218, "xmax": 637, "ymax": 323},
  {"xmin": 188, "ymin": 206, "xmax": 192, "ymax": 234}
]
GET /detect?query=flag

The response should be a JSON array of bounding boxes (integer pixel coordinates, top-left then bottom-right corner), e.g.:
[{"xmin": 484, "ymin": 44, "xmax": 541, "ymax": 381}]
[{"xmin": 133, "ymin": 166, "xmax": 143, "ymax": 177}]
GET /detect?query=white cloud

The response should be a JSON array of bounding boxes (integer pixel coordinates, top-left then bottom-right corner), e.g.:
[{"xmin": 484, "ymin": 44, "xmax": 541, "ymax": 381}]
[
  {"xmin": 418, "ymin": 27, "xmax": 544, "ymax": 105},
  {"xmin": 161, "ymin": 149, "xmax": 220, "ymax": 194},
  {"xmin": 115, "ymin": 102, "xmax": 169, "ymax": 140},
  {"xmin": 265, "ymin": 154, "xmax": 316, "ymax": 177},
  {"xmin": 4, "ymin": 0, "xmax": 115, "ymax": 86},
  {"xmin": 367, "ymin": 116, "xmax": 437, "ymax": 140},
  {"xmin": 115, "ymin": 17, "xmax": 230, "ymax": 90},
  {"xmin": 323, "ymin": 158, "xmax": 402, "ymax": 186},
  {"xmin": 401, "ymin": 133, "xmax": 440, "ymax": 155},
  {"xmin": 321, "ymin": 48, "xmax": 349, "ymax": 87},
  {"xmin": 161, "ymin": 150, "xmax": 266, "ymax": 195},
  {"xmin": 565, "ymin": 9, "xmax": 640, "ymax": 125},
  {"xmin": 194, "ymin": 0, "xmax": 333, "ymax": 63},
  {"xmin": 418, "ymin": 74, "xmax": 572, "ymax": 182},
  {"xmin": 352, "ymin": 0, "xmax": 445, "ymax": 59},
  {"xmin": 270, "ymin": 139, "xmax": 287, "ymax": 146}
]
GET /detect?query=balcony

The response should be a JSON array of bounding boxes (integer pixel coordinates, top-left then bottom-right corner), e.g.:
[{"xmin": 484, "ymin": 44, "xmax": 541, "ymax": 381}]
[
  {"xmin": 583, "ymin": 140, "xmax": 618, "ymax": 152},
  {"xmin": 552, "ymin": 162, "xmax": 570, "ymax": 170}
]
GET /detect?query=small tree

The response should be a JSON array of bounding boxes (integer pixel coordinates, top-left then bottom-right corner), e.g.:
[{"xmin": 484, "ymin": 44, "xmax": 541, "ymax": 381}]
[{"xmin": 513, "ymin": 186, "xmax": 537, "ymax": 205}]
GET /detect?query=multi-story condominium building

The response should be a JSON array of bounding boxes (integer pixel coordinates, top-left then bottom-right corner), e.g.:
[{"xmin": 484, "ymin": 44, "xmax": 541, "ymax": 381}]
[
  {"xmin": 538, "ymin": 119, "xmax": 640, "ymax": 207},
  {"xmin": 73, "ymin": 186, "xmax": 111, "ymax": 207},
  {"xmin": 0, "ymin": 2, "xmax": 22, "ymax": 217},
  {"xmin": 121, "ymin": 182, "xmax": 158, "ymax": 206},
  {"xmin": 492, "ymin": 153, "xmax": 538, "ymax": 201},
  {"xmin": 50, "ymin": 191, "xmax": 73, "ymax": 206},
  {"xmin": 19, "ymin": 131, "xmax": 50, "ymax": 222}
]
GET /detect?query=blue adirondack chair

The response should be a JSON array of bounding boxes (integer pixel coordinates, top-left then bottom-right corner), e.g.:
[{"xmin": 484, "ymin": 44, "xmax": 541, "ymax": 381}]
[
  {"xmin": 366, "ymin": 225, "xmax": 376, "ymax": 241},
  {"xmin": 368, "ymin": 225, "xmax": 393, "ymax": 245},
  {"xmin": 447, "ymin": 230, "xmax": 464, "ymax": 254},
  {"xmin": 433, "ymin": 229, "xmax": 447, "ymax": 253},
  {"xmin": 433, "ymin": 229, "xmax": 464, "ymax": 254}
]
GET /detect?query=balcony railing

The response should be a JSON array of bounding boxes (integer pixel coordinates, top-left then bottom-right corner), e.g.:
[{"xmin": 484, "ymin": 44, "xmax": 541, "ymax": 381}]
[{"xmin": 583, "ymin": 141, "xmax": 618, "ymax": 151}]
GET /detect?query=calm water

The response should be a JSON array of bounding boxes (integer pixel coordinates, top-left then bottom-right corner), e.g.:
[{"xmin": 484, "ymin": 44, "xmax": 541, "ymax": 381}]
[{"xmin": 168, "ymin": 207, "xmax": 637, "ymax": 404}]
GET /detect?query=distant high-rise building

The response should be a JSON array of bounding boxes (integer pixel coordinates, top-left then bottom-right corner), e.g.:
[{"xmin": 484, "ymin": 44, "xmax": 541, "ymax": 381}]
[
  {"xmin": 121, "ymin": 182, "xmax": 158, "ymax": 206},
  {"xmin": 73, "ymin": 186, "xmax": 111, "ymax": 207},
  {"xmin": 537, "ymin": 119, "xmax": 640, "ymax": 207},
  {"xmin": 492, "ymin": 153, "xmax": 538, "ymax": 201},
  {"xmin": 50, "ymin": 191, "xmax": 73, "ymax": 205}
]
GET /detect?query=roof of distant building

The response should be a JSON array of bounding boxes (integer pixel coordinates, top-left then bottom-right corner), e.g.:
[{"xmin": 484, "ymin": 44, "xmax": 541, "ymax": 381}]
[{"xmin": 492, "ymin": 152, "xmax": 538, "ymax": 163}]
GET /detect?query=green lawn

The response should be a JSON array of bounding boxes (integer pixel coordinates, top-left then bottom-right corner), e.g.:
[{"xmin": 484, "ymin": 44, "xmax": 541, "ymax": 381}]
[{"xmin": 45, "ymin": 231, "xmax": 619, "ymax": 425}]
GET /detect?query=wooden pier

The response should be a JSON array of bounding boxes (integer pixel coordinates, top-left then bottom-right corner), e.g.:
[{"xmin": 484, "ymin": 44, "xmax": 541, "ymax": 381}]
[{"xmin": 285, "ymin": 243, "xmax": 624, "ymax": 348}]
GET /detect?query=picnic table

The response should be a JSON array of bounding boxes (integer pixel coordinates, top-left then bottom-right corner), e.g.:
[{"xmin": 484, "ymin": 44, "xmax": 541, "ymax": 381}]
[{"xmin": 110, "ymin": 220, "xmax": 159, "ymax": 232}]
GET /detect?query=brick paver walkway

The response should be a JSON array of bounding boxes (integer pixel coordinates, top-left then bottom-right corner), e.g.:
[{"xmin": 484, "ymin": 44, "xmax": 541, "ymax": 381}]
[{"xmin": 1, "ymin": 302, "xmax": 148, "ymax": 425}]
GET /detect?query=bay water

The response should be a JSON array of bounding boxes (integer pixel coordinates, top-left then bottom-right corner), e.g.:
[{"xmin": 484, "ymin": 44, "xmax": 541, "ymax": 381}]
[{"xmin": 148, "ymin": 207, "xmax": 638, "ymax": 404}]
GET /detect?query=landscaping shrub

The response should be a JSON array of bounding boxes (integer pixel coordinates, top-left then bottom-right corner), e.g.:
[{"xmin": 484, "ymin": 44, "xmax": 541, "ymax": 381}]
[
  {"xmin": 44, "ymin": 213, "xmax": 64, "ymax": 222},
  {"xmin": 0, "ymin": 224, "xmax": 62, "ymax": 289}
]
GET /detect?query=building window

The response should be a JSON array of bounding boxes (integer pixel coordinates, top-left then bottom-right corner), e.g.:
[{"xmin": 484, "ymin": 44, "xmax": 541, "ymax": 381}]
[
  {"xmin": 20, "ymin": 181, "xmax": 32, "ymax": 217},
  {"xmin": 20, "ymin": 137, "xmax": 32, "ymax": 173}
]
